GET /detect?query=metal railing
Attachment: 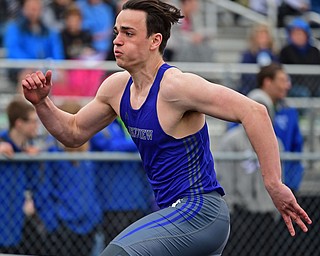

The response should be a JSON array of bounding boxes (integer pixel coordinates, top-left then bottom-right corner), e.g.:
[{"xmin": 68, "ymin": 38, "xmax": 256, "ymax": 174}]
[
  {"xmin": 1, "ymin": 151, "xmax": 320, "ymax": 162},
  {"xmin": 1, "ymin": 59, "xmax": 320, "ymax": 153}
]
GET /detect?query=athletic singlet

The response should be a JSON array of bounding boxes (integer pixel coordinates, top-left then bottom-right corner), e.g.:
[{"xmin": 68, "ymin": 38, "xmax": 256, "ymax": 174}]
[{"xmin": 120, "ymin": 63, "xmax": 224, "ymax": 209}]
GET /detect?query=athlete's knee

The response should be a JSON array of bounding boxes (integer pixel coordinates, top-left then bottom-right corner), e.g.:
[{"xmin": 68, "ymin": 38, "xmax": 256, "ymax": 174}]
[{"xmin": 100, "ymin": 244, "xmax": 130, "ymax": 256}]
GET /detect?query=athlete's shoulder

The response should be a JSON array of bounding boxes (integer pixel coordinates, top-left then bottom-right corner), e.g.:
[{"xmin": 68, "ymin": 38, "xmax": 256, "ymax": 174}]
[
  {"xmin": 102, "ymin": 70, "xmax": 131, "ymax": 86},
  {"xmin": 161, "ymin": 66, "xmax": 206, "ymax": 98},
  {"xmin": 97, "ymin": 71, "xmax": 129, "ymax": 92},
  {"xmin": 164, "ymin": 66, "xmax": 206, "ymax": 85},
  {"xmin": 94, "ymin": 71, "xmax": 130, "ymax": 104}
]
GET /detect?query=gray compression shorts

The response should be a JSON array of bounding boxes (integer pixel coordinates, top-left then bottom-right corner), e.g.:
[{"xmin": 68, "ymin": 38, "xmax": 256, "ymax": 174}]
[{"xmin": 100, "ymin": 190, "xmax": 230, "ymax": 256}]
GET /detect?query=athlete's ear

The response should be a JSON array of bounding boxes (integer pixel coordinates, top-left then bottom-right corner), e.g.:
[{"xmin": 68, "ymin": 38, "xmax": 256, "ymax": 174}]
[{"xmin": 150, "ymin": 33, "xmax": 162, "ymax": 51}]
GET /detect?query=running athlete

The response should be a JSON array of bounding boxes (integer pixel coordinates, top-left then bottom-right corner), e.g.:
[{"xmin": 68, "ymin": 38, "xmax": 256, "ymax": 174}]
[{"xmin": 21, "ymin": 0, "xmax": 311, "ymax": 255}]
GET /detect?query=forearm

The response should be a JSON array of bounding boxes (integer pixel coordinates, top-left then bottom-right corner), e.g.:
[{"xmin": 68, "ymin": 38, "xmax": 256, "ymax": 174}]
[
  {"xmin": 246, "ymin": 108, "xmax": 313, "ymax": 235},
  {"xmin": 242, "ymin": 104, "xmax": 282, "ymax": 190},
  {"xmin": 35, "ymin": 97, "xmax": 84, "ymax": 147}
]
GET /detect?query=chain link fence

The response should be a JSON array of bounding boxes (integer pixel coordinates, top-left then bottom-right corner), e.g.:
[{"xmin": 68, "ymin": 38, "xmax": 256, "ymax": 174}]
[
  {"xmin": 214, "ymin": 152, "xmax": 320, "ymax": 256},
  {"xmin": 0, "ymin": 153, "xmax": 154, "ymax": 256},
  {"xmin": 0, "ymin": 152, "xmax": 319, "ymax": 256}
]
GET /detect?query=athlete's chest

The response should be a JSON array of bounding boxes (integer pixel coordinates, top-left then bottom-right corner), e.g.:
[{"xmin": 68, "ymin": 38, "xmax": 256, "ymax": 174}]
[{"xmin": 129, "ymin": 83, "xmax": 154, "ymax": 110}]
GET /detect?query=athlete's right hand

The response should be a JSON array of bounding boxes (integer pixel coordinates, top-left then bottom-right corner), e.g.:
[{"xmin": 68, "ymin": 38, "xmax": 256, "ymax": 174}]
[{"xmin": 22, "ymin": 70, "xmax": 52, "ymax": 105}]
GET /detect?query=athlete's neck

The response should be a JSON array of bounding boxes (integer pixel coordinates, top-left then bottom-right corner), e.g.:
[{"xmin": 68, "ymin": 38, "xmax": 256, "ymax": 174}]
[{"xmin": 131, "ymin": 59, "xmax": 165, "ymax": 91}]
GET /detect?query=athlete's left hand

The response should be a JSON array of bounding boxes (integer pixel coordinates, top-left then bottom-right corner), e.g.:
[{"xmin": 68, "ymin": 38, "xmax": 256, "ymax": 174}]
[{"xmin": 268, "ymin": 182, "xmax": 312, "ymax": 236}]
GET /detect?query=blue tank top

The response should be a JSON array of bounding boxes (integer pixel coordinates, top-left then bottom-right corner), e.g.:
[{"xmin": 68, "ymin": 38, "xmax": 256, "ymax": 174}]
[{"xmin": 120, "ymin": 63, "xmax": 224, "ymax": 208}]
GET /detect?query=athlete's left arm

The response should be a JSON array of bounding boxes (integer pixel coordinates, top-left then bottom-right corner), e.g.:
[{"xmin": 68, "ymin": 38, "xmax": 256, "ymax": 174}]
[
  {"xmin": 167, "ymin": 71, "xmax": 312, "ymax": 236},
  {"xmin": 166, "ymin": 71, "xmax": 265, "ymax": 124}
]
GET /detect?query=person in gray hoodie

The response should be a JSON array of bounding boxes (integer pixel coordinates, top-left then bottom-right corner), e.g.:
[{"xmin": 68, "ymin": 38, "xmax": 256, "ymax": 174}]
[{"xmin": 216, "ymin": 81, "xmax": 282, "ymax": 255}]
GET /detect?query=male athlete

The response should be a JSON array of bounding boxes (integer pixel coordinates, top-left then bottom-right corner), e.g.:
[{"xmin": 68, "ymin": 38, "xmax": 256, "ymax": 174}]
[{"xmin": 22, "ymin": 0, "xmax": 311, "ymax": 255}]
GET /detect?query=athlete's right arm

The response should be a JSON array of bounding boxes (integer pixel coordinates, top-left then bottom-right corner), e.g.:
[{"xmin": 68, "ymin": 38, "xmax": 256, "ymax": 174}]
[{"xmin": 22, "ymin": 70, "xmax": 120, "ymax": 148}]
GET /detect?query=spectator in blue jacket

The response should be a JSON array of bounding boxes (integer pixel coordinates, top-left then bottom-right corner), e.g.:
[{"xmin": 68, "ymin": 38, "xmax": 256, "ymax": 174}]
[
  {"xmin": 32, "ymin": 100, "xmax": 102, "ymax": 256},
  {"xmin": 248, "ymin": 63, "xmax": 304, "ymax": 193},
  {"xmin": 51, "ymin": 4, "xmax": 104, "ymax": 97},
  {"xmin": 3, "ymin": 0, "xmax": 64, "ymax": 85},
  {"xmin": 0, "ymin": 97, "xmax": 41, "ymax": 254},
  {"xmin": 89, "ymin": 118, "xmax": 153, "ymax": 252},
  {"xmin": 76, "ymin": 0, "xmax": 115, "ymax": 59}
]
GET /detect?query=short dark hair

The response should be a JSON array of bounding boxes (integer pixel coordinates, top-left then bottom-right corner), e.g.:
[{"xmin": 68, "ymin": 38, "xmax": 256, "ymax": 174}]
[
  {"xmin": 122, "ymin": 0, "xmax": 184, "ymax": 54},
  {"xmin": 256, "ymin": 63, "xmax": 284, "ymax": 88},
  {"xmin": 6, "ymin": 98, "xmax": 35, "ymax": 130},
  {"xmin": 64, "ymin": 4, "xmax": 82, "ymax": 20}
]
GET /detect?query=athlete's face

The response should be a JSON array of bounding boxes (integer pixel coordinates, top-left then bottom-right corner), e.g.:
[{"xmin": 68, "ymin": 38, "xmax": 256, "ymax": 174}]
[{"xmin": 113, "ymin": 10, "xmax": 155, "ymax": 70}]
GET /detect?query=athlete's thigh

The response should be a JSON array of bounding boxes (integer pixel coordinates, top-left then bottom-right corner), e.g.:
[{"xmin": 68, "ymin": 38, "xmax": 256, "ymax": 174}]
[{"xmin": 100, "ymin": 191, "xmax": 230, "ymax": 256}]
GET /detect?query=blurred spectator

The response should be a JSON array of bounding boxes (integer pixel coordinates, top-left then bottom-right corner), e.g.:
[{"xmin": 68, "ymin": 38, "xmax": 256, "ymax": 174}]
[
  {"xmin": 4, "ymin": 0, "xmax": 65, "ymax": 59},
  {"xmin": 33, "ymin": 100, "xmax": 102, "ymax": 256},
  {"xmin": 228, "ymin": 63, "xmax": 304, "ymax": 193},
  {"xmin": 251, "ymin": 63, "xmax": 309, "ymax": 256},
  {"xmin": 238, "ymin": 23, "xmax": 279, "ymax": 95},
  {"xmin": 280, "ymin": 17, "xmax": 320, "ymax": 64},
  {"xmin": 51, "ymin": 4, "xmax": 104, "ymax": 96},
  {"xmin": 89, "ymin": 118, "xmax": 153, "ymax": 253},
  {"xmin": 61, "ymin": 5, "xmax": 95, "ymax": 60},
  {"xmin": 249, "ymin": 63, "xmax": 304, "ymax": 193},
  {"xmin": 76, "ymin": 0, "xmax": 115, "ymax": 59},
  {"xmin": 42, "ymin": 0, "xmax": 75, "ymax": 32},
  {"xmin": 279, "ymin": 17, "xmax": 320, "ymax": 96},
  {"xmin": 3, "ymin": 0, "xmax": 65, "ymax": 85},
  {"xmin": 165, "ymin": 0, "xmax": 214, "ymax": 62},
  {"xmin": 216, "ymin": 88, "xmax": 280, "ymax": 256},
  {"xmin": 0, "ymin": 97, "xmax": 41, "ymax": 254},
  {"xmin": 104, "ymin": 0, "xmax": 128, "ymax": 61},
  {"xmin": 278, "ymin": 0, "xmax": 310, "ymax": 27}
]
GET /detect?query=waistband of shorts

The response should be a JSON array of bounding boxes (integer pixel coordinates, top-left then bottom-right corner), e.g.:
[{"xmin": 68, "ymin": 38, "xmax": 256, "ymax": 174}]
[
  {"xmin": 169, "ymin": 190, "xmax": 222, "ymax": 208},
  {"xmin": 206, "ymin": 190, "xmax": 222, "ymax": 198},
  {"xmin": 182, "ymin": 190, "xmax": 222, "ymax": 201}
]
